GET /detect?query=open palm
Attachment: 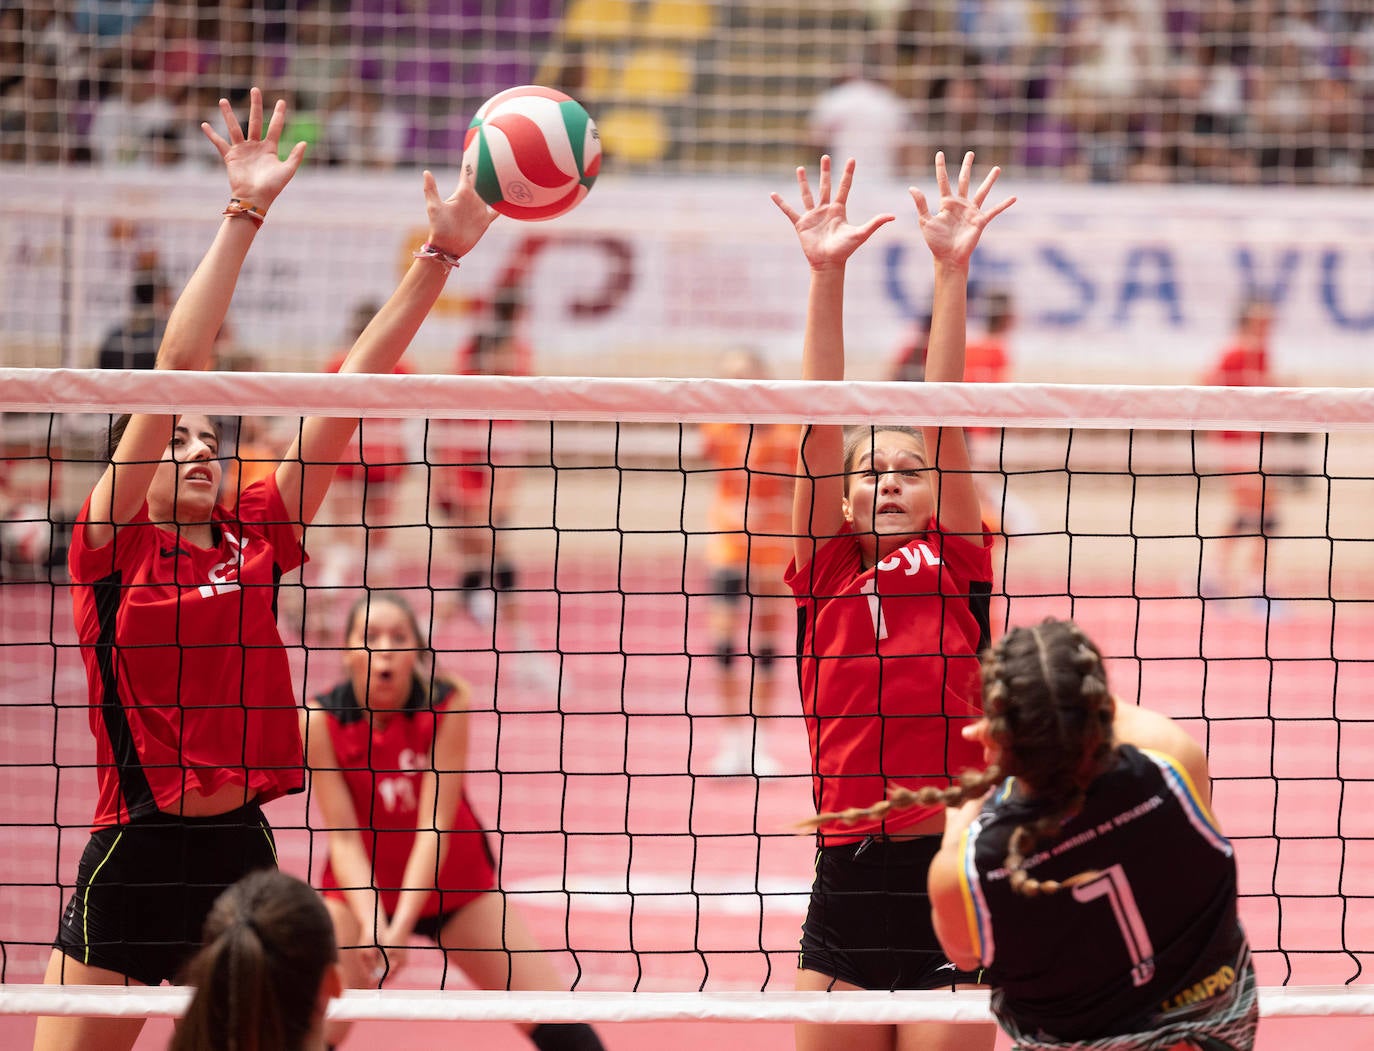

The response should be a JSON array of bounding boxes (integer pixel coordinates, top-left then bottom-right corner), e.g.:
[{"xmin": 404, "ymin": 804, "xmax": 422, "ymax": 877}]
[
  {"xmin": 771, "ymin": 155, "xmax": 894, "ymax": 271},
  {"xmin": 911, "ymin": 151, "xmax": 1016, "ymax": 269},
  {"xmin": 201, "ymin": 87, "xmax": 307, "ymax": 210}
]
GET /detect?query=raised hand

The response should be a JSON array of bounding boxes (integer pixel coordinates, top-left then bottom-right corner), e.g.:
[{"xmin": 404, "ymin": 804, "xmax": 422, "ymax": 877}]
[
  {"xmin": 910, "ymin": 151, "xmax": 1016, "ymax": 270},
  {"xmin": 422, "ymin": 164, "xmax": 498, "ymax": 260},
  {"xmin": 200, "ymin": 87, "xmax": 307, "ymax": 212},
  {"xmin": 771, "ymin": 155, "xmax": 895, "ymax": 271}
]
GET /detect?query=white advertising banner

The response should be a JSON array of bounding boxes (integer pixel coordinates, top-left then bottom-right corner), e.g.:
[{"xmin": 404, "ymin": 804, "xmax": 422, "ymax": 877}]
[{"xmin": 2, "ymin": 167, "xmax": 1371, "ymax": 384}]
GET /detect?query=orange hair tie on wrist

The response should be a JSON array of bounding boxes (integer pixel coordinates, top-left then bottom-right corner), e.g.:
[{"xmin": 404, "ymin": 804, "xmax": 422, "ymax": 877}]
[{"xmin": 222, "ymin": 198, "xmax": 266, "ymax": 226}]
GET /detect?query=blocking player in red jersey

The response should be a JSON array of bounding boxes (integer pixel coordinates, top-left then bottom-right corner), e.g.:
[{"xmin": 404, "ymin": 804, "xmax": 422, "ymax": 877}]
[
  {"xmin": 827, "ymin": 619, "xmax": 1257, "ymax": 1051},
  {"xmin": 36, "ymin": 88, "xmax": 497, "ymax": 1051},
  {"xmin": 303, "ymin": 592, "xmax": 605, "ymax": 1051},
  {"xmin": 771, "ymin": 151, "xmax": 1014, "ymax": 1051}
]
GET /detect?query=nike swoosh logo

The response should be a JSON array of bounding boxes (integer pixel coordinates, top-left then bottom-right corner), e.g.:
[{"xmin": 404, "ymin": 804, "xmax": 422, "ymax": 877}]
[{"xmin": 159, "ymin": 547, "xmax": 181, "ymax": 558}]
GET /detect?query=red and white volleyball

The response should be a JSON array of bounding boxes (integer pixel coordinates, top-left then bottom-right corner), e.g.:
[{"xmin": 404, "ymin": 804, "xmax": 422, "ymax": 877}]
[{"xmin": 463, "ymin": 85, "xmax": 601, "ymax": 222}]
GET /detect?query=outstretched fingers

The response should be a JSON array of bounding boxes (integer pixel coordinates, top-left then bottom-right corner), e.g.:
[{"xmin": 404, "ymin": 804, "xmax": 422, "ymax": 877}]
[
  {"xmin": 934, "ymin": 150, "xmax": 952, "ymax": 199},
  {"xmin": 908, "ymin": 185, "xmax": 931, "ymax": 222},
  {"xmin": 769, "ymin": 191, "xmax": 800, "ymax": 225},
  {"xmin": 245, "ymin": 86, "xmax": 264, "ymax": 143},
  {"xmin": 262, "ymin": 95, "xmax": 288, "ymax": 149},
  {"xmin": 982, "ymin": 193, "xmax": 1018, "ymax": 224},
  {"xmin": 956, "ymin": 150, "xmax": 974, "ymax": 198},
  {"xmin": 816, "ymin": 154, "xmax": 832, "ymax": 205},
  {"xmin": 832, "ymin": 156, "xmax": 857, "ymax": 205},
  {"xmin": 797, "ymin": 162, "xmax": 816, "ymax": 212}
]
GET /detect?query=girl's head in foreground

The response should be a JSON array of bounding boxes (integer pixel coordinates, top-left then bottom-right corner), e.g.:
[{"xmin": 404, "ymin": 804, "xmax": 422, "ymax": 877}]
[
  {"xmin": 975, "ymin": 618, "xmax": 1117, "ymax": 894},
  {"xmin": 108, "ymin": 412, "xmax": 224, "ymax": 522},
  {"xmin": 342, "ymin": 591, "xmax": 434, "ymax": 712},
  {"xmin": 841, "ymin": 426, "xmax": 933, "ymax": 553},
  {"xmin": 173, "ymin": 869, "xmax": 340, "ymax": 1051}
]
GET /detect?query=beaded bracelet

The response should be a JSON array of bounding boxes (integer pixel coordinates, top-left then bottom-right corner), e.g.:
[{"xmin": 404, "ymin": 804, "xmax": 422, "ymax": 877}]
[
  {"xmin": 222, "ymin": 198, "xmax": 266, "ymax": 226},
  {"xmin": 412, "ymin": 242, "xmax": 462, "ymax": 272}
]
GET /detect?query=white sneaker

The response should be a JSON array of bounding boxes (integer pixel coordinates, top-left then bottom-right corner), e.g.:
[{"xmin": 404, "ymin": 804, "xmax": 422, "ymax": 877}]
[{"xmin": 710, "ymin": 737, "xmax": 751, "ymax": 777}]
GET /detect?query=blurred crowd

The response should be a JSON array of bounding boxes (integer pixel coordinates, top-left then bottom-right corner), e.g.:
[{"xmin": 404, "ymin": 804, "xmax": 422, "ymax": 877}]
[{"xmin": 3, "ymin": 0, "xmax": 1374, "ymax": 183}]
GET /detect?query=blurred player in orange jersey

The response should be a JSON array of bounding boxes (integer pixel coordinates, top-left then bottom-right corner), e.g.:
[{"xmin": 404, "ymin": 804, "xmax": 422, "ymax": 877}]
[{"xmin": 700, "ymin": 348, "xmax": 798, "ymax": 776}]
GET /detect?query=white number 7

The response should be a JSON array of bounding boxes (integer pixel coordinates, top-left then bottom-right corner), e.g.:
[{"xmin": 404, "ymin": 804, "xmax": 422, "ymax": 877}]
[{"xmin": 1072, "ymin": 864, "xmax": 1156, "ymax": 986}]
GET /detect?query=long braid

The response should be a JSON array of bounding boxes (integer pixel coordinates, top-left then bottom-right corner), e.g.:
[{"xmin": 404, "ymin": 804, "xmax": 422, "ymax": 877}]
[{"xmin": 994, "ymin": 620, "xmax": 1116, "ymax": 897}]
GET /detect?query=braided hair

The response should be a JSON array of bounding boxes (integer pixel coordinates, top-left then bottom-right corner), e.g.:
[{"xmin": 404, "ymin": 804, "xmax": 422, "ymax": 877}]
[
  {"xmin": 804, "ymin": 618, "xmax": 1115, "ymax": 898},
  {"xmin": 172, "ymin": 869, "xmax": 338, "ymax": 1051},
  {"xmin": 981, "ymin": 618, "xmax": 1115, "ymax": 896}
]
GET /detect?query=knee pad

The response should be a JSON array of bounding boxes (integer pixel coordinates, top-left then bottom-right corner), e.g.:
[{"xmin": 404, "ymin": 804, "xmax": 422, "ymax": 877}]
[
  {"xmin": 756, "ymin": 645, "xmax": 778, "ymax": 670},
  {"xmin": 460, "ymin": 568, "xmax": 487, "ymax": 591},
  {"xmin": 530, "ymin": 1022, "xmax": 605, "ymax": 1051},
  {"xmin": 713, "ymin": 640, "xmax": 739, "ymax": 668}
]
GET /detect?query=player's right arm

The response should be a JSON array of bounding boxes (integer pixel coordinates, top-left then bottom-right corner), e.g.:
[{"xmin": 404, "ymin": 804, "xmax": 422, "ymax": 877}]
[
  {"xmin": 301, "ymin": 705, "xmax": 389, "ymax": 975},
  {"xmin": 770, "ymin": 156, "xmax": 894, "ymax": 568},
  {"xmin": 927, "ymin": 794, "xmax": 984, "ymax": 970}
]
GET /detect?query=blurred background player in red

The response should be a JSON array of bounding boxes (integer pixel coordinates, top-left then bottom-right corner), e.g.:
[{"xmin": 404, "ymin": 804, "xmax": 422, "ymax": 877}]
[
  {"xmin": 302, "ymin": 591, "xmax": 605, "ymax": 1051},
  {"xmin": 433, "ymin": 283, "xmax": 533, "ymax": 628},
  {"xmin": 699, "ymin": 348, "xmax": 798, "ymax": 777},
  {"xmin": 312, "ymin": 300, "xmax": 415, "ymax": 609},
  {"xmin": 1201, "ymin": 295, "xmax": 1280, "ymax": 605}
]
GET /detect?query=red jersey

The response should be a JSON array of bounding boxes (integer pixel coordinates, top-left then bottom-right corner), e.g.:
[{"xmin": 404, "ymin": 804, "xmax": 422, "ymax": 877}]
[
  {"xmin": 786, "ymin": 521, "xmax": 992, "ymax": 844},
  {"xmin": 314, "ymin": 679, "xmax": 495, "ymax": 917},
  {"xmin": 68, "ymin": 475, "xmax": 307, "ymax": 827},
  {"xmin": 1206, "ymin": 344, "xmax": 1271, "ymax": 442}
]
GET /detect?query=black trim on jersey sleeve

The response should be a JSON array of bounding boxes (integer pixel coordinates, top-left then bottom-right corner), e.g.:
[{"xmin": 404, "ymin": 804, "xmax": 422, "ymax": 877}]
[
  {"xmin": 93, "ymin": 570, "xmax": 156, "ymax": 820},
  {"xmin": 315, "ymin": 681, "xmax": 365, "ymax": 726},
  {"xmin": 969, "ymin": 580, "xmax": 992, "ymax": 654},
  {"xmin": 315, "ymin": 677, "xmax": 456, "ymax": 727}
]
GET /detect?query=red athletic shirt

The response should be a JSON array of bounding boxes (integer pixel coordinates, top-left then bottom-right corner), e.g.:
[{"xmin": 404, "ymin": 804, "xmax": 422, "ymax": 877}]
[
  {"xmin": 68, "ymin": 475, "xmax": 307, "ymax": 827},
  {"xmin": 1206, "ymin": 344, "xmax": 1271, "ymax": 442},
  {"xmin": 315, "ymin": 679, "xmax": 494, "ymax": 917},
  {"xmin": 786, "ymin": 521, "xmax": 992, "ymax": 844}
]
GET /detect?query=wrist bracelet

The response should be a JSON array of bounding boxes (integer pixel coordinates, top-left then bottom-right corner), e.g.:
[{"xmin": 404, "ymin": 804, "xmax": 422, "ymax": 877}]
[
  {"xmin": 222, "ymin": 198, "xmax": 266, "ymax": 226},
  {"xmin": 413, "ymin": 242, "xmax": 462, "ymax": 272}
]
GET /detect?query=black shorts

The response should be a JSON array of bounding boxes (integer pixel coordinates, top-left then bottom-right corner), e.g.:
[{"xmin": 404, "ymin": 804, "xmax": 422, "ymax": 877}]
[
  {"xmin": 53, "ymin": 802, "xmax": 278, "ymax": 986},
  {"xmin": 799, "ymin": 835, "xmax": 984, "ymax": 991},
  {"xmin": 709, "ymin": 566, "xmax": 747, "ymax": 604}
]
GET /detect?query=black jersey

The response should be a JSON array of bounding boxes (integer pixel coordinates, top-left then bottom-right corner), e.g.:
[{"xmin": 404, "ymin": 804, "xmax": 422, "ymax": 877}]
[{"xmin": 955, "ymin": 745, "xmax": 1252, "ymax": 1045}]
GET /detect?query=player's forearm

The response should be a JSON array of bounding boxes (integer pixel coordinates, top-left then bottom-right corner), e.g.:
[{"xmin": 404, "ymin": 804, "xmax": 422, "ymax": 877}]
[
  {"xmin": 155, "ymin": 218, "xmax": 258, "ymax": 372},
  {"xmin": 922, "ymin": 261, "xmax": 970, "ymax": 384},
  {"xmin": 801, "ymin": 268, "xmax": 847, "ymax": 382},
  {"xmin": 390, "ymin": 830, "xmax": 448, "ymax": 937}
]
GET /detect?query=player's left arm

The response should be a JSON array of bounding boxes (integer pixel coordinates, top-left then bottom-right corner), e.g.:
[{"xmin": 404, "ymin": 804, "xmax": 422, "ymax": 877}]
[
  {"xmin": 386, "ymin": 681, "xmax": 472, "ymax": 947},
  {"xmin": 912, "ymin": 152, "xmax": 1015, "ymax": 538}
]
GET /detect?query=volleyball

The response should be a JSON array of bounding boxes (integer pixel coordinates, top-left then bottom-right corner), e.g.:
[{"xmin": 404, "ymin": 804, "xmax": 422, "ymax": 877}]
[{"xmin": 462, "ymin": 85, "xmax": 601, "ymax": 222}]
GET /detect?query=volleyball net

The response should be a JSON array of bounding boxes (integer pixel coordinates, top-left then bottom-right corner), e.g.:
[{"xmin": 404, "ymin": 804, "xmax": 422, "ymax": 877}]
[{"xmin": 0, "ymin": 369, "xmax": 1372, "ymax": 1026}]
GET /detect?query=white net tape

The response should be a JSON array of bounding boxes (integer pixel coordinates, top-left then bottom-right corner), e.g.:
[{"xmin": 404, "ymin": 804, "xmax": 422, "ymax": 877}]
[
  {"xmin": 6, "ymin": 369, "xmax": 1374, "ymax": 432},
  {"xmin": 2, "ymin": 985, "xmax": 1372, "ymax": 1023}
]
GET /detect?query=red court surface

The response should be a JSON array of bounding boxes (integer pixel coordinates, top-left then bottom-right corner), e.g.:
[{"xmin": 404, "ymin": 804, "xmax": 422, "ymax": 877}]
[{"xmin": 3, "ymin": 548, "xmax": 1373, "ymax": 1047}]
